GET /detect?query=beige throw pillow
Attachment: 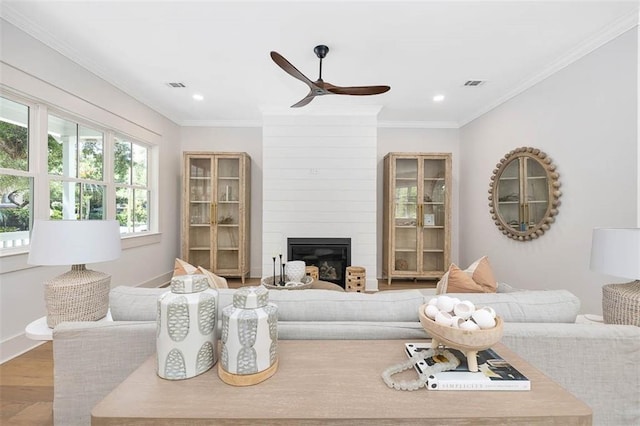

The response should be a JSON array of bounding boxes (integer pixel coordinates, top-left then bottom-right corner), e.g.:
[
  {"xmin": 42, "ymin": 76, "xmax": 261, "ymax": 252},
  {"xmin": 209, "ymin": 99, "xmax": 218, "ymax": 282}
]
[
  {"xmin": 173, "ymin": 258, "xmax": 228, "ymax": 289},
  {"xmin": 436, "ymin": 256, "xmax": 498, "ymax": 294}
]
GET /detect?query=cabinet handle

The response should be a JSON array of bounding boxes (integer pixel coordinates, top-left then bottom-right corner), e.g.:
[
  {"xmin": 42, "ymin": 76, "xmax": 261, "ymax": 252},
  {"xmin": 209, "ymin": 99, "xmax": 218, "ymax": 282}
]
[
  {"xmin": 211, "ymin": 203, "xmax": 217, "ymax": 224},
  {"xmin": 418, "ymin": 204, "xmax": 423, "ymax": 228}
]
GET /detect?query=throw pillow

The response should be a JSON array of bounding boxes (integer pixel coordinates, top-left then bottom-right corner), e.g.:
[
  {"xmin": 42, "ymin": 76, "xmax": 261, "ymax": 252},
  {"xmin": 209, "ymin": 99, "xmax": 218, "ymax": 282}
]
[
  {"xmin": 436, "ymin": 256, "xmax": 498, "ymax": 294},
  {"xmin": 173, "ymin": 258, "xmax": 228, "ymax": 289},
  {"xmin": 436, "ymin": 263, "xmax": 485, "ymax": 294},
  {"xmin": 465, "ymin": 256, "xmax": 498, "ymax": 293},
  {"xmin": 196, "ymin": 266, "xmax": 229, "ymax": 289},
  {"xmin": 174, "ymin": 258, "xmax": 197, "ymax": 275}
]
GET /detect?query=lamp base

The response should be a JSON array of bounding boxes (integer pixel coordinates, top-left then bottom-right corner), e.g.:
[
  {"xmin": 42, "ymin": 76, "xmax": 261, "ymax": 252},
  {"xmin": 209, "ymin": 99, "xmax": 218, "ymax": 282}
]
[
  {"xmin": 44, "ymin": 265, "xmax": 111, "ymax": 328},
  {"xmin": 602, "ymin": 280, "xmax": 640, "ymax": 326}
]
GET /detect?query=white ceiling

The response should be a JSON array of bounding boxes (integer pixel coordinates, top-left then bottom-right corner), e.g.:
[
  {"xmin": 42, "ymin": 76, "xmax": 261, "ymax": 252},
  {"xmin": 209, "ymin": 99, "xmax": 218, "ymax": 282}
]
[{"xmin": 1, "ymin": 1, "xmax": 639, "ymax": 127}]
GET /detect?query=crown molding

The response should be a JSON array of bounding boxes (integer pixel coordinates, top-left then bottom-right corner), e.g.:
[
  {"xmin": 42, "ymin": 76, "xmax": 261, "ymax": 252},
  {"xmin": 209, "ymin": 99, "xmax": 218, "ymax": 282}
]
[
  {"xmin": 179, "ymin": 119, "xmax": 263, "ymax": 128},
  {"xmin": 377, "ymin": 120, "xmax": 459, "ymax": 129},
  {"xmin": 460, "ymin": 8, "xmax": 640, "ymax": 127}
]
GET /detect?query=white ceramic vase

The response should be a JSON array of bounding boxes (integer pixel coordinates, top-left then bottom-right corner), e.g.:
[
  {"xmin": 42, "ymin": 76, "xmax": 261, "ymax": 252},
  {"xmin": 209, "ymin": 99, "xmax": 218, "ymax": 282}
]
[
  {"xmin": 156, "ymin": 274, "xmax": 218, "ymax": 380},
  {"xmin": 220, "ymin": 286, "xmax": 278, "ymax": 376},
  {"xmin": 284, "ymin": 260, "xmax": 306, "ymax": 282}
]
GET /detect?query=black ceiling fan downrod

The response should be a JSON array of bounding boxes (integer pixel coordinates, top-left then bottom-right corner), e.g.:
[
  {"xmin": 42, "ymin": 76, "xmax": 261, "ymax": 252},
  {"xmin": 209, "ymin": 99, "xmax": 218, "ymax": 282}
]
[{"xmin": 314, "ymin": 45, "xmax": 329, "ymax": 81}]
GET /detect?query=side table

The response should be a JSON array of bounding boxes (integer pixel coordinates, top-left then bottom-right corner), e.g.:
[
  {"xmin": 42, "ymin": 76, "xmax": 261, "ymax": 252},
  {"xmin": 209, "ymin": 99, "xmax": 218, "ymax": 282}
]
[{"xmin": 25, "ymin": 310, "xmax": 113, "ymax": 341}]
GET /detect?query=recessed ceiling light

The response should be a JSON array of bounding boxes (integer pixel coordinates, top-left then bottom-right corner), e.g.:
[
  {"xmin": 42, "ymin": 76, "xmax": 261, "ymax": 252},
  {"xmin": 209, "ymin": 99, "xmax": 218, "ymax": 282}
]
[
  {"xmin": 433, "ymin": 94, "xmax": 445, "ymax": 102},
  {"xmin": 193, "ymin": 94, "xmax": 204, "ymax": 101}
]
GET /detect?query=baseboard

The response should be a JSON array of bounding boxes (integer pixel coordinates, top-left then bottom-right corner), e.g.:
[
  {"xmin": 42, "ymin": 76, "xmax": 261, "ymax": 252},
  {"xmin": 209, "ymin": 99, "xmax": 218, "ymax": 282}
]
[{"xmin": 0, "ymin": 333, "xmax": 45, "ymax": 364}]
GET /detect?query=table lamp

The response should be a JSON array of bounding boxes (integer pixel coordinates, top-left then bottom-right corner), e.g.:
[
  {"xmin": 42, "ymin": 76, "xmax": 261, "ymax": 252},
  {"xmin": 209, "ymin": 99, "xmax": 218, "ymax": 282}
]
[
  {"xmin": 28, "ymin": 219, "xmax": 121, "ymax": 327},
  {"xmin": 589, "ymin": 228, "xmax": 640, "ymax": 326}
]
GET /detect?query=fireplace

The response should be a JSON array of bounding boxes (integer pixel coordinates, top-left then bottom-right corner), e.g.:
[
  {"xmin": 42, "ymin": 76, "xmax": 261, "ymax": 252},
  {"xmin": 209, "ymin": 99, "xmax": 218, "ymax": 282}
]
[{"xmin": 287, "ymin": 238, "xmax": 351, "ymax": 288}]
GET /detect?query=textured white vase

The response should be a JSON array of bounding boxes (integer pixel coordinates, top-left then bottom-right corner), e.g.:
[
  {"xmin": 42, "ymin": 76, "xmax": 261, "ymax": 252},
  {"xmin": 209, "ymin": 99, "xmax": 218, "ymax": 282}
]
[
  {"xmin": 284, "ymin": 260, "xmax": 306, "ymax": 282},
  {"xmin": 220, "ymin": 286, "xmax": 278, "ymax": 376},
  {"xmin": 156, "ymin": 274, "xmax": 218, "ymax": 380}
]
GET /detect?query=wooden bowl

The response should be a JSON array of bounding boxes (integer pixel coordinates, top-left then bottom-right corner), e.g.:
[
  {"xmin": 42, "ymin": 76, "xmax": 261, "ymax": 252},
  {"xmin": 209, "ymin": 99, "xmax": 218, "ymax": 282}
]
[
  {"xmin": 418, "ymin": 303, "xmax": 504, "ymax": 371},
  {"xmin": 261, "ymin": 275, "xmax": 313, "ymax": 290}
]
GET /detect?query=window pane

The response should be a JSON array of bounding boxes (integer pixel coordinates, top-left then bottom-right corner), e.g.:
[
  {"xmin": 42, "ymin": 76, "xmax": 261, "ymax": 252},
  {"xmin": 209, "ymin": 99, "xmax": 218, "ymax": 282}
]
[
  {"xmin": 48, "ymin": 115, "xmax": 78, "ymax": 177},
  {"xmin": 49, "ymin": 180, "xmax": 78, "ymax": 220},
  {"xmin": 116, "ymin": 186, "xmax": 132, "ymax": 233},
  {"xmin": 134, "ymin": 189, "xmax": 149, "ymax": 232},
  {"xmin": 0, "ymin": 174, "xmax": 31, "ymax": 248},
  {"xmin": 0, "ymin": 97, "xmax": 29, "ymax": 172},
  {"xmin": 132, "ymin": 144, "xmax": 147, "ymax": 186},
  {"xmin": 82, "ymin": 183, "xmax": 106, "ymax": 220},
  {"xmin": 78, "ymin": 126, "xmax": 104, "ymax": 180},
  {"xmin": 114, "ymin": 138, "xmax": 131, "ymax": 184}
]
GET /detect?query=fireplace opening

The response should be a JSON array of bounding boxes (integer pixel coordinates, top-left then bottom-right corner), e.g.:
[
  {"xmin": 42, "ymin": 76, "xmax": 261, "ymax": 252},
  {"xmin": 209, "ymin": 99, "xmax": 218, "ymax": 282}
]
[{"xmin": 287, "ymin": 238, "xmax": 351, "ymax": 288}]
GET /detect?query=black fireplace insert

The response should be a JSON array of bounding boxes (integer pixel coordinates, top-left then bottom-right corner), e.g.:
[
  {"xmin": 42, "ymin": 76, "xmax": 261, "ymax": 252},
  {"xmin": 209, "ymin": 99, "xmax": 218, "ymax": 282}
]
[{"xmin": 287, "ymin": 238, "xmax": 351, "ymax": 288}]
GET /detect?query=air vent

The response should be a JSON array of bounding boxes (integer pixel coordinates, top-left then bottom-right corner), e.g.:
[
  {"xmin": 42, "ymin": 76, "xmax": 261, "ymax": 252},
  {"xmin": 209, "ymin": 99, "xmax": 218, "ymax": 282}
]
[
  {"xmin": 167, "ymin": 82, "xmax": 186, "ymax": 88},
  {"xmin": 463, "ymin": 80, "xmax": 486, "ymax": 87}
]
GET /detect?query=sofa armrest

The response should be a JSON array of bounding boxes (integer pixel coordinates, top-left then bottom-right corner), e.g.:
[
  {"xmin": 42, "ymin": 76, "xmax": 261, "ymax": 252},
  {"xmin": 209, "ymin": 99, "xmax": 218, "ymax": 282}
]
[
  {"xmin": 53, "ymin": 321, "xmax": 156, "ymax": 426},
  {"xmin": 502, "ymin": 323, "xmax": 640, "ymax": 426}
]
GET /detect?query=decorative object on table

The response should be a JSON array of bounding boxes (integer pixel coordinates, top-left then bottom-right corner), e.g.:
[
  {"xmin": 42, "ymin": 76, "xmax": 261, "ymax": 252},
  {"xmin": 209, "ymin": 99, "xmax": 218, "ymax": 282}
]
[
  {"xmin": 381, "ymin": 298, "xmax": 503, "ymax": 392},
  {"xmin": 284, "ymin": 260, "xmax": 306, "ymax": 282},
  {"xmin": 305, "ymin": 265, "xmax": 319, "ymax": 281},
  {"xmin": 261, "ymin": 275, "xmax": 313, "ymax": 290},
  {"xmin": 156, "ymin": 274, "xmax": 218, "ymax": 380},
  {"xmin": 405, "ymin": 343, "xmax": 529, "ymax": 391},
  {"xmin": 488, "ymin": 146, "xmax": 561, "ymax": 241},
  {"xmin": 419, "ymin": 296, "xmax": 503, "ymax": 372},
  {"xmin": 346, "ymin": 266, "xmax": 366, "ymax": 292},
  {"xmin": 219, "ymin": 286, "xmax": 278, "ymax": 386},
  {"xmin": 279, "ymin": 253, "xmax": 284, "ymax": 285},
  {"xmin": 590, "ymin": 228, "xmax": 640, "ymax": 326},
  {"xmin": 27, "ymin": 219, "xmax": 121, "ymax": 328}
]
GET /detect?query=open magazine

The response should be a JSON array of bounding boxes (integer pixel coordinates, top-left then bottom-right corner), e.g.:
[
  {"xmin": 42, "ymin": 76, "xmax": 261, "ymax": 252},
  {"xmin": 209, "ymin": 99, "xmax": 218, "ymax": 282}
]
[{"xmin": 405, "ymin": 342, "xmax": 530, "ymax": 391}]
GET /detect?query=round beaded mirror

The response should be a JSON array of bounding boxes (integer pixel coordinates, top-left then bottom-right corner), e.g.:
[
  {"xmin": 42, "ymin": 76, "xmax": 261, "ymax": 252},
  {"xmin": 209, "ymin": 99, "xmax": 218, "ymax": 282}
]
[{"xmin": 488, "ymin": 147, "xmax": 561, "ymax": 241}]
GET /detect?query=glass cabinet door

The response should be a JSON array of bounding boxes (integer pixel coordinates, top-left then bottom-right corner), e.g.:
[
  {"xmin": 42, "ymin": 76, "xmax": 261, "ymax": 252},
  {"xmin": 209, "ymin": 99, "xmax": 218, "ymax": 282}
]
[
  {"xmin": 393, "ymin": 158, "xmax": 419, "ymax": 273},
  {"xmin": 496, "ymin": 159, "xmax": 521, "ymax": 230},
  {"xmin": 524, "ymin": 158, "xmax": 549, "ymax": 228},
  {"xmin": 214, "ymin": 157, "xmax": 240, "ymax": 272},
  {"xmin": 187, "ymin": 157, "xmax": 213, "ymax": 269},
  {"xmin": 422, "ymin": 158, "xmax": 446, "ymax": 273}
]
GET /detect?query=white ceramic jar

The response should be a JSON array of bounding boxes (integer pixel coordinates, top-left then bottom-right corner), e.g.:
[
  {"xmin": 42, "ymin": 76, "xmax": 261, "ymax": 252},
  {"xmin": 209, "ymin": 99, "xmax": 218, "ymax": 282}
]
[
  {"xmin": 156, "ymin": 274, "xmax": 218, "ymax": 380},
  {"xmin": 220, "ymin": 286, "xmax": 278, "ymax": 378}
]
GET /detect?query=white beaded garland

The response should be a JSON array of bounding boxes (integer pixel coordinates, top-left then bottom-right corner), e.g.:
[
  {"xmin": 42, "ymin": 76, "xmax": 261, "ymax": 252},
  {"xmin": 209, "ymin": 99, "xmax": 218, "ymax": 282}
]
[{"xmin": 381, "ymin": 347, "xmax": 460, "ymax": 391}]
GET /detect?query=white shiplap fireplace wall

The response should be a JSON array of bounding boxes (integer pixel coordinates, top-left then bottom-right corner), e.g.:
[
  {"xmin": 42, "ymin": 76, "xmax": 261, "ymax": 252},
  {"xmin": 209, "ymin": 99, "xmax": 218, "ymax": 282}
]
[{"xmin": 261, "ymin": 107, "xmax": 380, "ymax": 290}]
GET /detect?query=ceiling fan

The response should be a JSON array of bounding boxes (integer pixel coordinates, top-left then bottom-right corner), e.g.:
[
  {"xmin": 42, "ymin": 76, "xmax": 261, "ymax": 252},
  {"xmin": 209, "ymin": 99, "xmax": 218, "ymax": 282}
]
[{"xmin": 270, "ymin": 45, "xmax": 391, "ymax": 108}]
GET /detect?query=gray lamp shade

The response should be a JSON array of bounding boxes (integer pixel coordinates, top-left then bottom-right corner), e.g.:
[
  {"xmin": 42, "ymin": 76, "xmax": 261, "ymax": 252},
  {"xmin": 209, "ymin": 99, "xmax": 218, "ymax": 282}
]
[
  {"xmin": 590, "ymin": 228, "xmax": 640, "ymax": 280},
  {"xmin": 28, "ymin": 220, "xmax": 122, "ymax": 266}
]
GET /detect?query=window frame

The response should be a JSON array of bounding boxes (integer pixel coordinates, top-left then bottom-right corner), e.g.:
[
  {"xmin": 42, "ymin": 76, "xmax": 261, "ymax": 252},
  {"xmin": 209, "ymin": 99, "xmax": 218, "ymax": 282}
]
[{"xmin": 0, "ymin": 89, "xmax": 160, "ymax": 260}]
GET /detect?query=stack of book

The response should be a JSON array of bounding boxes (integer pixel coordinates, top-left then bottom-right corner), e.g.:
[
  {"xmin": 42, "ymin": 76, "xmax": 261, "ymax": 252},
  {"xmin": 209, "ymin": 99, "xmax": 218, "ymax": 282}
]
[{"xmin": 405, "ymin": 342, "xmax": 530, "ymax": 391}]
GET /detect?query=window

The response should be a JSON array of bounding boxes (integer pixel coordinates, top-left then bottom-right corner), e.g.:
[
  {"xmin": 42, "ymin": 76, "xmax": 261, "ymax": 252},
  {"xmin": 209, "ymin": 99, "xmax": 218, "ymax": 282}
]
[
  {"xmin": 114, "ymin": 136, "xmax": 149, "ymax": 234},
  {"xmin": 48, "ymin": 114, "xmax": 106, "ymax": 220},
  {"xmin": 0, "ymin": 96, "xmax": 32, "ymax": 248},
  {"xmin": 0, "ymin": 89, "xmax": 157, "ymax": 255}
]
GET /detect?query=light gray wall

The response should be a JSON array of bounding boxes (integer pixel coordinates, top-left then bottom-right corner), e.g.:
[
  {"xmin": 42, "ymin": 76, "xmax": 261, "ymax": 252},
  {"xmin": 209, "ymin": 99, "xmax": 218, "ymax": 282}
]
[
  {"xmin": 0, "ymin": 20, "xmax": 182, "ymax": 362},
  {"xmin": 459, "ymin": 28, "xmax": 638, "ymax": 315}
]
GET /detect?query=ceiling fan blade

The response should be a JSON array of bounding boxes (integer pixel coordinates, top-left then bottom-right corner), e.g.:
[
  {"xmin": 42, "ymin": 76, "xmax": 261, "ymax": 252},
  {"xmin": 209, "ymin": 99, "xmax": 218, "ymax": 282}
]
[
  {"xmin": 270, "ymin": 51, "xmax": 315, "ymax": 88},
  {"xmin": 291, "ymin": 91, "xmax": 316, "ymax": 108},
  {"xmin": 326, "ymin": 84, "xmax": 391, "ymax": 96}
]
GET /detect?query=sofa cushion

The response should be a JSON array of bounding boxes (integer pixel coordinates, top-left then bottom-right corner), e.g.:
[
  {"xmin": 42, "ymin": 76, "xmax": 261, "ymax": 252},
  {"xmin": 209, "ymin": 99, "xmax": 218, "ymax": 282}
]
[
  {"xmin": 437, "ymin": 256, "xmax": 498, "ymax": 294},
  {"xmin": 442, "ymin": 290, "xmax": 581, "ymax": 323},
  {"xmin": 269, "ymin": 289, "xmax": 425, "ymax": 322}
]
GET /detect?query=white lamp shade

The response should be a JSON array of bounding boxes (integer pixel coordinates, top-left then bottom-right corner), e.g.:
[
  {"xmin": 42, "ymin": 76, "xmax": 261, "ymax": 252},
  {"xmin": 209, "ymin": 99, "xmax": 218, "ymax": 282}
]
[
  {"xmin": 28, "ymin": 220, "xmax": 121, "ymax": 266},
  {"xmin": 590, "ymin": 228, "xmax": 640, "ymax": 280}
]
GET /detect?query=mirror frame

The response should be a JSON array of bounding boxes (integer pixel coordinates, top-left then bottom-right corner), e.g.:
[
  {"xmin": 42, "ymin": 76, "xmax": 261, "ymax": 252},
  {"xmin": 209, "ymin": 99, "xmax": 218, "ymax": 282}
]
[{"xmin": 488, "ymin": 147, "xmax": 561, "ymax": 241}]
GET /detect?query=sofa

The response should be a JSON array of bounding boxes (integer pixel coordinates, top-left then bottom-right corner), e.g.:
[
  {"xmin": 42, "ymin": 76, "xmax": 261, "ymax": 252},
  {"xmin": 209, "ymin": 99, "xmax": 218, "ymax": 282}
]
[{"xmin": 52, "ymin": 285, "xmax": 640, "ymax": 425}]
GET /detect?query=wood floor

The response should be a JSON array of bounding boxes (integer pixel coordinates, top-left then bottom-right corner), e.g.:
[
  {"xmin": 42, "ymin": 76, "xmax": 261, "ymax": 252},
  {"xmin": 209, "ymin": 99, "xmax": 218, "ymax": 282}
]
[
  {"xmin": 0, "ymin": 341, "xmax": 53, "ymax": 426},
  {"xmin": 0, "ymin": 278, "xmax": 434, "ymax": 425}
]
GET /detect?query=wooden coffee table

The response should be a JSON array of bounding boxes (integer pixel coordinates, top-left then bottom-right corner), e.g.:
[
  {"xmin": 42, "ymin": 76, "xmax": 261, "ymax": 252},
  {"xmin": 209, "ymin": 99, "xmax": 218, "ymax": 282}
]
[{"xmin": 91, "ymin": 340, "xmax": 591, "ymax": 425}]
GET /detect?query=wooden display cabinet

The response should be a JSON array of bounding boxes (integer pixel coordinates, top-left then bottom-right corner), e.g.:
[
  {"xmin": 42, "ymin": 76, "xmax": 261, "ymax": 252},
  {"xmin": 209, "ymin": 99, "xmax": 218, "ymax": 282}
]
[
  {"xmin": 181, "ymin": 152, "xmax": 250, "ymax": 283},
  {"xmin": 383, "ymin": 152, "xmax": 452, "ymax": 285}
]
